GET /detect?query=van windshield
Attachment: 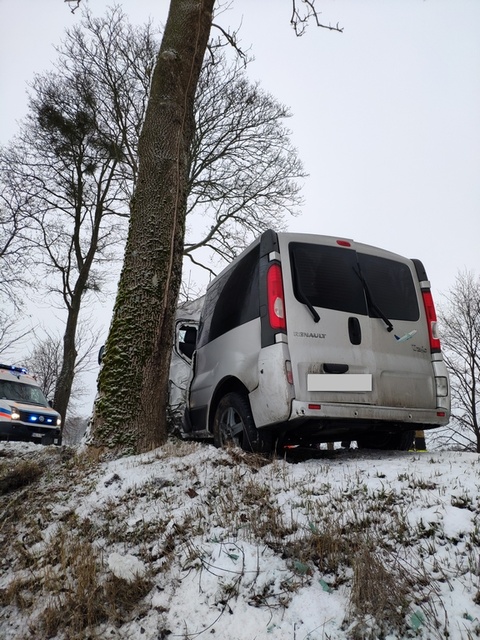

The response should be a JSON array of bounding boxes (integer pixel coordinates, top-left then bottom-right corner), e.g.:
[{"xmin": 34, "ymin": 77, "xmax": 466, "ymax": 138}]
[
  {"xmin": 0, "ymin": 380, "xmax": 49, "ymax": 407},
  {"xmin": 289, "ymin": 243, "xmax": 419, "ymax": 321}
]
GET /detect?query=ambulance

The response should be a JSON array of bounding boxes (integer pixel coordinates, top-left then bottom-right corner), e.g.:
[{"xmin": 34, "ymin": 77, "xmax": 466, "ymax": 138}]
[{"xmin": 0, "ymin": 363, "xmax": 62, "ymax": 445}]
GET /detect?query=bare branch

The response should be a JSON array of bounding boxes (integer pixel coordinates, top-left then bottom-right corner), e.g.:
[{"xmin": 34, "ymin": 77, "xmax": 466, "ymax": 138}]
[
  {"xmin": 210, "ymin": 23, "xmax": 247, "ymax": 61},
  {"xmin": 291, "ymin": 0, "xmax": 343, "ymax": 36},
  {"xmin": 64, "ymin": 0, "xmax": 81, "ymax": 14}
]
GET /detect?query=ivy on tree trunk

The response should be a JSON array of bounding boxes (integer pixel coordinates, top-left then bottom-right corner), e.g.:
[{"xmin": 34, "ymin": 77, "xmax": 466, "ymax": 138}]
[{"xmin": 90, "ymin": 0, "xmax": 215, "ymax": 454}]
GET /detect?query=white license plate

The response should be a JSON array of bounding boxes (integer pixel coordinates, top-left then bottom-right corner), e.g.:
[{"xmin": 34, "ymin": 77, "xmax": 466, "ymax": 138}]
[
  {"xmin": 32, "ymin": 433, "xmax": 43, "ymax": 438},
  {"xmin": 307, "ymin": 373, "xmax": 372, "ymax": 392}
]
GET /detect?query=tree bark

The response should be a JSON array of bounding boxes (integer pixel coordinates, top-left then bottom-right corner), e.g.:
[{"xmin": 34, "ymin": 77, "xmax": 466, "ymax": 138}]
[{"xmin": 90, "ymin": 0, "xmax": 215, "ymax": 454}]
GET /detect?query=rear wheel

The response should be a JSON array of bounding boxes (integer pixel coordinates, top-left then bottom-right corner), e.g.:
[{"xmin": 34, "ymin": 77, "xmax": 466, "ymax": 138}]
[
  {"xmin": 213, "ymin": 392, "xmax": 272, "ymax": 453},
  {"xmin": 356, "ymin": 430, "xmax": 415, "ymax": 451}
]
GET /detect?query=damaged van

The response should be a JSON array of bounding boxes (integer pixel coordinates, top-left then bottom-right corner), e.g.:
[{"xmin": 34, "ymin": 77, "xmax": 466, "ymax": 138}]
[{"xmin": 181, "ymin": 230, "xmax": 450, "ymax": 452}]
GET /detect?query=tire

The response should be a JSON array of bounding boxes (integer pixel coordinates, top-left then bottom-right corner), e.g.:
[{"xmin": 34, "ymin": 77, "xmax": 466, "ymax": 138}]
[
  {"xmin": 213, "ymin": 392, "xmax": 272, "ymax": 453},
  {"xmin": 356, "ymin": 430, "xmax": 415, "ymax": 451}
]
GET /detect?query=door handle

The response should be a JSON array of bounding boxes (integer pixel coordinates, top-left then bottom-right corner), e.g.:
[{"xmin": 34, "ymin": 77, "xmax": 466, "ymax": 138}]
[{"xmin": 348, "ymin": 317, "xmax": 361, "ymax": 345}]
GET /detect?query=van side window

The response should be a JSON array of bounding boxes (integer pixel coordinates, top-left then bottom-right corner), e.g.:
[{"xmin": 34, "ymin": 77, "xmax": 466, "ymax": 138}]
[{"xmin": 197, "ymin": 246, "xmax": 260, "ymax": 347}]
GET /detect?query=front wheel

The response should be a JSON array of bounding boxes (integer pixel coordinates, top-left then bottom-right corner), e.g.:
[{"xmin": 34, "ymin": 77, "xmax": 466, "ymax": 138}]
[{"xmin": 213, "ymin": 392, "xmax": 272, "ymax": 453}]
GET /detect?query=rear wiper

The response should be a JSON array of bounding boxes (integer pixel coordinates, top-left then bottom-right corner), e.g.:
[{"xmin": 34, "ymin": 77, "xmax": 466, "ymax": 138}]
[
  {"xmin": 297, "ymin": 287, "xmax": 320, "ymax": 323},
  {"xmin": 354, "ymin": 265, "xmax": 394, "ymax": 333},
  {"xmin": 290, "ymin": 254, "xmax": 320, "ymax": 323}
]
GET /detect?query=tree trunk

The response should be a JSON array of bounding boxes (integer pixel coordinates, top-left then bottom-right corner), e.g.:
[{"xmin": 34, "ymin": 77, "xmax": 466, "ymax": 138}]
[
  {"xmin": 53, "ymin": 303, "xmax": 79, "ymax": 423},
  {"xmin": 90, "ymin": 0, "xmax": 215, "ymax": 454}
]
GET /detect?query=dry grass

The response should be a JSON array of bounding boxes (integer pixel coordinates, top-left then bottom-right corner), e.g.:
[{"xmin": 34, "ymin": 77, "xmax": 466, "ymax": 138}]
[
  {"xmin": 1, "ymin": 441, "xmax": 479, "ymax": 639},
  {"xmin": 5, "ymin": 527, "xmax": 154, "ymax": 639},
  {"xmin": 348, "ymin": 543, "xmax": 411, "ymax": 638},
  {"xmin": 0, "ymin": 460, "xmax": 43, "ymax": 495}
]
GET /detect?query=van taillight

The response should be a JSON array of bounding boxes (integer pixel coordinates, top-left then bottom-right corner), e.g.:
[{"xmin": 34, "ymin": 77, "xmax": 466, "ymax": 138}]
[
  {"xmin": 421, "ymin": 290, "xmax": 441, "ymax": 353},
  {"xmin": 267, "ymin": 263, "xmax": 286, "ymax": 330}
]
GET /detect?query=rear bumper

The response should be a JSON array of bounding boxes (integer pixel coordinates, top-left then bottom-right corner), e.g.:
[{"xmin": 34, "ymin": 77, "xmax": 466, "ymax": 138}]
[
  {"xmin": 290, "ymin": 400, "xmax": 449, "ymax": 428},
  {"xmin": 0, "ymin": 421, "xmax": 62, "ymax": 445}
]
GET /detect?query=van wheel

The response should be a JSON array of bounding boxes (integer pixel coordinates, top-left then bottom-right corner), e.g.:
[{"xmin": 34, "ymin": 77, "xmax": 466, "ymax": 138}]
[
  {"xmin": 356, "ymin": 430, "xmax": 415, "ymax": 451},
  {"xmin": 213, "ymin": 392, "xmax": 272, "ymax": 453}
]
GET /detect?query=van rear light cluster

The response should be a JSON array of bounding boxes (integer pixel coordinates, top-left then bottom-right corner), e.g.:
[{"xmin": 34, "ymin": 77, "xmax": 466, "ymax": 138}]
[
  {"xmin": 421, "ymin": 289, "xmax": 441, "ymax": 353},
  {"xmin": 267, "ymin": 263, "xmax": 286, "ymax": 330}
]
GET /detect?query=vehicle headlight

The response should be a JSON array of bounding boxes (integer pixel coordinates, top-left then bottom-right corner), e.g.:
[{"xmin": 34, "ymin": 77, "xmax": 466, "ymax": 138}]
[
  {"xmin": 11, "ymin": 408, "xmax": 20, "ymax": 420},
  {"xmin": 56, "ymin": 417, "xmax": 62, "ymax": 427}
]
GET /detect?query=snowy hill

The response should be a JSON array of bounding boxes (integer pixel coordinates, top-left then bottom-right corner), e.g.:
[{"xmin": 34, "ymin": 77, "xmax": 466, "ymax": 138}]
[{"xmin": 1, "ymin": 440, "xmax": 479, "ymax": 639}]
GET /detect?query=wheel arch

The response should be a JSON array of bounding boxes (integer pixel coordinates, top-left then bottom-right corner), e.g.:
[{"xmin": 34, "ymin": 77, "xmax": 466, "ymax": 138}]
[{"xmin": 208, "ymin": 377, "xmax": 251, "ymax": 433}]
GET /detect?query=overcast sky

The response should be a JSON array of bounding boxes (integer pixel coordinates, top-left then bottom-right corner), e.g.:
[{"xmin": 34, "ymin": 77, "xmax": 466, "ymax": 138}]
[
  {"xmin": 1, "ymin": 0, "xmax": 479, "ymax": 410},
  {"xmin": 1, "ymin": 0, "xmax": 478, "ymax": 294}
]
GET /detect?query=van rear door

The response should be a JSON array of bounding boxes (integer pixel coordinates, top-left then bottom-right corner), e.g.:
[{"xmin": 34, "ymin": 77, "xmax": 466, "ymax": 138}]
[{"xmin": 280, "ymin": 235, "xmax": 437, "ymax": 411}]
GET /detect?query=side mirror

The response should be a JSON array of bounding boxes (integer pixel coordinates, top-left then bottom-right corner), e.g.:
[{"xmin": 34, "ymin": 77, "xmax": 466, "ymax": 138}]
[{"xmin": 98, "ymin": 345, "xmax": 105, "ymax": 365}]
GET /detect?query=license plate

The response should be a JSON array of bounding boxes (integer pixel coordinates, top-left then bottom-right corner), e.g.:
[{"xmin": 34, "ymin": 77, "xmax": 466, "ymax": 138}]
[
  {"xmin": 307, "ymin": 373, "xmax": 372, "ymax": 392},
  {"xmin": 32, "ymin": 433, "xmax": 43, "ymax": 438}
]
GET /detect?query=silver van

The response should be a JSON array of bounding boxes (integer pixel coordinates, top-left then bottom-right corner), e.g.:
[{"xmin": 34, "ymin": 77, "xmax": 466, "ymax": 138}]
[{"xmin": 181, "ymin": 230, "xmax": 450, "ymax": 452}]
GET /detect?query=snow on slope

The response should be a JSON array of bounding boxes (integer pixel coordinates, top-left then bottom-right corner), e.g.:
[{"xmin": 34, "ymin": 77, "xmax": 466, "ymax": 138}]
[{"xmin": 0, "ymin": 440, "xmax": 479, "ymax": 640}]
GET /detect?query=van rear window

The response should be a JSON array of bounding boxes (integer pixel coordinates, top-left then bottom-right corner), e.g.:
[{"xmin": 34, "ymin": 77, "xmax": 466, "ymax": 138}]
[{"xmin": 289, "ymin": 243, "xmax": 419, "ymax": 321}]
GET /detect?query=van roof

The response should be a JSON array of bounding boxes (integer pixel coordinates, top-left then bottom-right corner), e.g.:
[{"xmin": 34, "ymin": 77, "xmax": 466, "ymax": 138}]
[{"xmin": 207, "ymin": 230, "xmax": 412, "ymax": 289}]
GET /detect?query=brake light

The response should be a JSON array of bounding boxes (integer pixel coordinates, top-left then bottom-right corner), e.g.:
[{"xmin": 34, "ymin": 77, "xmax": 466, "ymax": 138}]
[
  {"xmin": 421, "ymin": 290, "xmax": 441, "ymax": 353},
  {"xmin": 267, "ymin": 263, "xmax": 286, "ymax": 330}
]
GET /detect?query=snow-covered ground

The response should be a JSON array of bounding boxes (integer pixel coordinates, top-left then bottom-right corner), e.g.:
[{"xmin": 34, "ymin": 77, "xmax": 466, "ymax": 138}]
[{"xmin": 1, "ymin": 439, "xmax": 479, "ymax": 639}]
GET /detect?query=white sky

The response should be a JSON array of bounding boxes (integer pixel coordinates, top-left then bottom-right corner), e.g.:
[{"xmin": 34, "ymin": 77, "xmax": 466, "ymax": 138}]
[
  {"xmin": 1, "ymin": 0, "xmax": 479, "ymax": 411},
  {"xmin": 1, "ymin": 0, "xmax": 479, "ymax": 292}
]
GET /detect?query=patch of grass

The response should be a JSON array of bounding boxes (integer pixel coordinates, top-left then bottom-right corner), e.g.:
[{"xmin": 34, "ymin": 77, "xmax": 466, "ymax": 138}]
[
  {"xmin": 104, "ymin": 573, "xmax": 154, "ymax": 626},
  {"xmin": 27, "ymin": 527, "xmax": 153, "ymax": 639},
  {"xmin": 348, "ymin": 543, "xmax": 410, "ymax": 637},
  {"xmin": 0, "ymin": 575, "xmax": 41, "ymax": 610},
  {"xmin": 286, "ymin": 520, "xmax": 351, "ymax": 580},
  {"xmin": 0, "ymin": 460, "xmax": 43, "ymax": 495}
]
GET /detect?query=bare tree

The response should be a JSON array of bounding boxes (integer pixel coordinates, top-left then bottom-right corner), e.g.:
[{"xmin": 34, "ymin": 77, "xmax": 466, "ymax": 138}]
[
  {"xmin": 0, "ymin": 7, "xmax": 158, "ymax": 423},
  {"xmin": 0, "ymin": 185, "xmax": 35, "ymax": 357},
  {"xmin": 0, "ymin": 314, "xmax": 31, "ymax": 359},
  {"xmin": 437, "ymin": 271, "xmax": 480, "ymax": 452},
  {"xmin": 89, "ymin": 0, "xmax": 338, "ymax": 455},
  {"xmin": 0, "ymin": 188, "xmax": 32, "ymax": 303},
  {"xmin": 3, "ymin": 5, "xmax": 307, "ymax": 427},
  {"xmin": 24, "ymin": 327, "xmax": 97, "ymax": 404},
  {"xmin": 185, "ymin": 52, "xmax": 306, "ymax": 272},
  {"xmin": 24, "ymin": 330, "xmax": 94, "ymax": 445}
]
